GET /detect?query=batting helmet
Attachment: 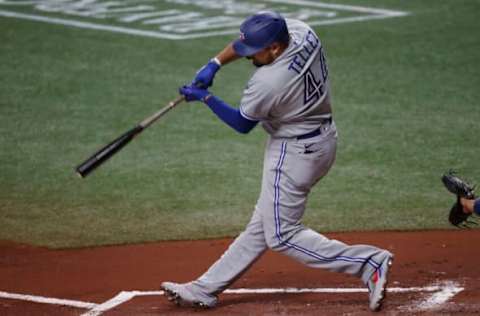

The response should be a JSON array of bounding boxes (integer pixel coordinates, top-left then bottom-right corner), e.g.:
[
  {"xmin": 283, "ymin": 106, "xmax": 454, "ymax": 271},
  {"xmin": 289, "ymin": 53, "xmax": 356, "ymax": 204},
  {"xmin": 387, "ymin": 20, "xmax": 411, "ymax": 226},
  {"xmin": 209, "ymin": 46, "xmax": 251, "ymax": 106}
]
[{"xmin": 232, "ymin": 11, "xmax": 289, "ymax": 57}]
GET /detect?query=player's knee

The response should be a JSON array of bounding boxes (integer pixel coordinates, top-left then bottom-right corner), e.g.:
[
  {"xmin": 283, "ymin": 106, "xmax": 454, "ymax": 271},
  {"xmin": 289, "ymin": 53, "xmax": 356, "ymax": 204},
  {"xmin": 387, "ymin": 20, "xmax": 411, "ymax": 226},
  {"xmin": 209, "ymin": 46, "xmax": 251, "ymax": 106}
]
[
  {"xmin": 264, "ymin": 230, "xmax": 288, "ymax": 251},
  {"xmin": 264, "ymin": 223, "xmax": 306, "ymax": 251},
  {"xmin": 264, "ymin": 233, "xmax": 280, "ymax": 249}
]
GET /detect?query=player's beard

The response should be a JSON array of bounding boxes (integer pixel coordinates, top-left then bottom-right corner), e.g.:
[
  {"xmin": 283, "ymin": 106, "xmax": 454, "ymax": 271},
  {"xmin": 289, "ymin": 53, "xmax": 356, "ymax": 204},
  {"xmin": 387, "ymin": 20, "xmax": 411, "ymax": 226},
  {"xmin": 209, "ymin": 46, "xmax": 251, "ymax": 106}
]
[
  {"xmin": 248, "ymin": 51, "xmax": 276, "ymax": 67},
  {"xmin": 252, "ymin": 60, "xmax": 264, "ymax": 67},
  {"xmin": 247, "ymin": 56, "xmax": 265, "ymax": 68}
]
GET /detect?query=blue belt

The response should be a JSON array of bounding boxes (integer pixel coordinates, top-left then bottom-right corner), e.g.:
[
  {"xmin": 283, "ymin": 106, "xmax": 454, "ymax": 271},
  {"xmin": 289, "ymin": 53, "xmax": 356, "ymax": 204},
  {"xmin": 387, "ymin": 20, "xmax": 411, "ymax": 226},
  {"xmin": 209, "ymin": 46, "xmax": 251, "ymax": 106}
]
[{"xmin": 297, "ymin": 117, "xmax": 332, "ymax": 140}]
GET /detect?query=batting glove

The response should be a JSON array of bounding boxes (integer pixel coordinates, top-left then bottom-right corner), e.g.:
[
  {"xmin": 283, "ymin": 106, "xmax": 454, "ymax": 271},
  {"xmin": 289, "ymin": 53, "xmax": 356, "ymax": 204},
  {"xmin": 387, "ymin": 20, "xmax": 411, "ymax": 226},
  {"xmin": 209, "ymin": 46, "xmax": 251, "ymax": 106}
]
[
  {"xmin": 179, "ymin": 84, "xmax": 211, "ymax": 102},
  {"xmin": 191, "ymin": 58, "xmax": 221, "ymax": 88}
]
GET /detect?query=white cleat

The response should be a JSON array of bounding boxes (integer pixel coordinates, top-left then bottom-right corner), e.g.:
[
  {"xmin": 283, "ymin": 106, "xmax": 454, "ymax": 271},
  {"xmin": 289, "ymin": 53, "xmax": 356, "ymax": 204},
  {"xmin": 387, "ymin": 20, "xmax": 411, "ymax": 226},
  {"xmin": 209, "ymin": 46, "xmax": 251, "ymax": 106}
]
[
  {"xmin": 161, "ymin": 282, "xmax": 217, "ymax": 309},
  {"xmin": 367, "ymin": 254, "xmax": 393, "ymax": 312}
]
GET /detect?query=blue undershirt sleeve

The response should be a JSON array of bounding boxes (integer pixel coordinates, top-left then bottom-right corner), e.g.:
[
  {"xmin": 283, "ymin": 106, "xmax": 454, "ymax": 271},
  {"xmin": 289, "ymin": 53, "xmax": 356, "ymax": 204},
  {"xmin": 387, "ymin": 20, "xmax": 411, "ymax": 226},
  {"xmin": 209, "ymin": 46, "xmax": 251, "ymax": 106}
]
[{"xmin": 204, "ymin": 95, "xmax": 258, "ymax": 134}]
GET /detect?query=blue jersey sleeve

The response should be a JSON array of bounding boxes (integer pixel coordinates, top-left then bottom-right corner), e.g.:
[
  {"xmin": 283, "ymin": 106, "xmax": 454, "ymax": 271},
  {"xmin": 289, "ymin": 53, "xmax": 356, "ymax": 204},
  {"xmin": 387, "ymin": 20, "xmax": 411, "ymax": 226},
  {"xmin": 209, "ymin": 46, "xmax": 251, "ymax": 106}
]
[{"xmin": 204, "ymin": 95, "xmax": 258, "ymax": 134}]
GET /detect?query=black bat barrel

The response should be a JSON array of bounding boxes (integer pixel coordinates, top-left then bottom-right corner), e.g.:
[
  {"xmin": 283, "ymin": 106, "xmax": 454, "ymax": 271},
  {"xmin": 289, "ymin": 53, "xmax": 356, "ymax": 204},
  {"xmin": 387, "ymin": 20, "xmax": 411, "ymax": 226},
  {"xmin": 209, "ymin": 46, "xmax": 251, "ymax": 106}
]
[{"xmin": 75, "ymin": 125, "xmax": 143, "ymax": 178}]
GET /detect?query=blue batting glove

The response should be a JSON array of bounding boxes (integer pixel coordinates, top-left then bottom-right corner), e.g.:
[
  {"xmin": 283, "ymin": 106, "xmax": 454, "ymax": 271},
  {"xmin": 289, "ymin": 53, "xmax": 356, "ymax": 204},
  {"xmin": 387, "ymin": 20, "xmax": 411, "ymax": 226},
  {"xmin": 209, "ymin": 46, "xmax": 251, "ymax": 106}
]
[
  {"xmin": 179, "ymin": 84, "xmax": 210, "ymax": 102},
  {"xmin": 191, "ymin": 59, "xmax": 221, "ymax": 88}
]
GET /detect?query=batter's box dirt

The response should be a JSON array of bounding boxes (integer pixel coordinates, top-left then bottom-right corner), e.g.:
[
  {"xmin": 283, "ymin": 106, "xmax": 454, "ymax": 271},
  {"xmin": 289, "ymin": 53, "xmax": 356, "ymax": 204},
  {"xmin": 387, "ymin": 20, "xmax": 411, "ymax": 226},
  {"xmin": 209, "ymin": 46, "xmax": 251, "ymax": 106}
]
[
  {"xmin": 1, "ymin": 230, "xmax": 479, "ymax": 315},
  {"xmin": 79, "ymin": 290, "xmax": 445, "ymax": 316},
  {"xmin": 104, "ymin": 293, "xmax": 373, "ymax": 315}
]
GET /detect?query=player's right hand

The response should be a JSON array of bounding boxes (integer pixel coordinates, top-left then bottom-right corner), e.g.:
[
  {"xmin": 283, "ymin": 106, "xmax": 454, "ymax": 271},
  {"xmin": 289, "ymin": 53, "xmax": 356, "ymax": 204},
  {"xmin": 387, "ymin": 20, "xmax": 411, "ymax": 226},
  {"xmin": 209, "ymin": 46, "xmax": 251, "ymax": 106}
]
[
  {"xmin": 191, "ymin": 59, "xmax": 221, "ymax": 88},
  {"xmin": 179, "ymin": 84, "xmax": 210, "ymax": 102}
]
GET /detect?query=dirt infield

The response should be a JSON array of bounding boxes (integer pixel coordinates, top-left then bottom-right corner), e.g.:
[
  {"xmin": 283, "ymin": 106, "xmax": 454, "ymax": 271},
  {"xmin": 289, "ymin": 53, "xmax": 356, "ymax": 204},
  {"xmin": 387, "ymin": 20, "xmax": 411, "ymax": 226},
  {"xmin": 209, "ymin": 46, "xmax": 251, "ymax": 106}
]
[{"xmin": 1, "ymin": 230, "xmax": 479, "ymax": 315}]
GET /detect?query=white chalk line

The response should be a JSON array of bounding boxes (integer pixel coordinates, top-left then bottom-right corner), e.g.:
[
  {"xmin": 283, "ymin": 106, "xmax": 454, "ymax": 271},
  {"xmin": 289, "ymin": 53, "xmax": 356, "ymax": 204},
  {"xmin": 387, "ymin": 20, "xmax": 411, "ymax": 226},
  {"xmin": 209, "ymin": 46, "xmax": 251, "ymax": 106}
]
[
  {"xmin": 0, "ymin": 291, "xmax": 97, "ymax": 309},
  {"xmin": 0, "ymin": 10, "xmax": 406, "ymax": 40},
  {"xmin": 0, "ymin": 10, "xmax": 189, "ymax": 40},
  {"xmin": 270, "ymin": 0, "xmax": 408, "ymax": 16},
  {"xmin": 414, "ymin": 281, "xmax": 464, "ymax": 311},
  {"xmin": 0, "ymin": 1, "xmax": 409, "ymax": 40},
  {"xmin": 81, "ymin": 291, "xmax": 135, "ymax": 316},
  {"xmin": 0, "ymin": 281, "xmax": 463, "ymax": 316}
]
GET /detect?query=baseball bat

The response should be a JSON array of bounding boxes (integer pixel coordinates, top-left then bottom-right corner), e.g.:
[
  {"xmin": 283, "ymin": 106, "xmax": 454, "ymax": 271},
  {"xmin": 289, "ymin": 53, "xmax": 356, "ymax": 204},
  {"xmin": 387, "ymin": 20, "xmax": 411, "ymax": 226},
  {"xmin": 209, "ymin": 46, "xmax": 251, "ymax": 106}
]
[{"xmin": 75, "ymin": 95, "xmax": 185, "ymax": 178}]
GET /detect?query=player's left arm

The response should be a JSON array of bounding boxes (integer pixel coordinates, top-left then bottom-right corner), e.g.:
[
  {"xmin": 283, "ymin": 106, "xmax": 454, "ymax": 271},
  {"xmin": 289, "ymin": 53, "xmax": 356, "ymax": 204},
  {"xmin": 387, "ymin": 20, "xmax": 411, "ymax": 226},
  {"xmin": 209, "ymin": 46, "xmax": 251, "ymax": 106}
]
[
  {"xmin": 215, "ymin": 43, "xmax": 241, "ymax": 66},
  {"xmin": 179, "ymin": 85, "xmax": 258, "ymax": 134}
]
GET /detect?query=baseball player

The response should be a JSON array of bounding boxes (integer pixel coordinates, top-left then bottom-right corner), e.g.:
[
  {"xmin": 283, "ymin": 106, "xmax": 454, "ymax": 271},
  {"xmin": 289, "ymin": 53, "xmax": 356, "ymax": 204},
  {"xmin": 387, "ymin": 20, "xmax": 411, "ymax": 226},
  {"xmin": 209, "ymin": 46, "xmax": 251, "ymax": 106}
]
[{"xmin": 162, "ymin": 11, "xmax": 394, "ymax": 312}]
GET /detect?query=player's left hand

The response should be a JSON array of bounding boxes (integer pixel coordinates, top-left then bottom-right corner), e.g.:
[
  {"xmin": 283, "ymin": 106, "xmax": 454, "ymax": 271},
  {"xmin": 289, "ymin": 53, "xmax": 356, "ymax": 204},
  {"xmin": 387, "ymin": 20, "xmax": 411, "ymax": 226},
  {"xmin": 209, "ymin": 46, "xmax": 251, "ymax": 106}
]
[
  {"xmin": 191, "ymin": 60, "xmax": 220, "ymax": 88},
  {"xmin": 179, "ymin": 84, "xmax": 210, "ymax": 102}
]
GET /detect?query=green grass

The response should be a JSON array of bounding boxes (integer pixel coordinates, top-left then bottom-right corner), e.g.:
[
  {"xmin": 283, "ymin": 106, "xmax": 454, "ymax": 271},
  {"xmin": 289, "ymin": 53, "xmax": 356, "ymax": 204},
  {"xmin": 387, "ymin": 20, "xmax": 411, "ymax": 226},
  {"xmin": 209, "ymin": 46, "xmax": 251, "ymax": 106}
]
[{"xmin": 1, "ymin": 0, "xmax": 479, "ymax": 248}]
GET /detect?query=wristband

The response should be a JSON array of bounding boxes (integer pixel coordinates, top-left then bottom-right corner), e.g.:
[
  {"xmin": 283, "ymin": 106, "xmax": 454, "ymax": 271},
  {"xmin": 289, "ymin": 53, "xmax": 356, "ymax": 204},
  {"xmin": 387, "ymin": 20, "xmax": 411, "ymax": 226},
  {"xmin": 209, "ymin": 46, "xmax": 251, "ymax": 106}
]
[
  {"xmin": 202, "ymin": 94, "xmax": 212, "ymax": 102},
  {"xmin": 211, "ymin": 57, "xmax": 222, "ymax": 67}
]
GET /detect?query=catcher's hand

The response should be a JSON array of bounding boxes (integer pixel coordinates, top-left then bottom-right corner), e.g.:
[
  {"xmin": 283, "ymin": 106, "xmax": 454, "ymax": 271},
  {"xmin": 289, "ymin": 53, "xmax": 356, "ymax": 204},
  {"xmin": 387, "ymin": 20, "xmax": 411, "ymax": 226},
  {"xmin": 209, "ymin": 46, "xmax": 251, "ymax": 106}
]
[
  {"xmin": 448, "ymin": 202, "xmax": 475, "ymax": 227},
  {"xmin": 441, "ymin": 170, "xmax": 477, "ymax": 228}
]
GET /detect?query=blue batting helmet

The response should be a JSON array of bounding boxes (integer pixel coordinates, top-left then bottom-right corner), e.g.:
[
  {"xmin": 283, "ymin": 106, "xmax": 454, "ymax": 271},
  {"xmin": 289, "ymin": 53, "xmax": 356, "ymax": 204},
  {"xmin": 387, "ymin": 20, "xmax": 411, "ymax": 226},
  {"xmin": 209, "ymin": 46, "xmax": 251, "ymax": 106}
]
[{"xmin": 232, "ymin": 11, "xmax": 289, "ymax": 57}]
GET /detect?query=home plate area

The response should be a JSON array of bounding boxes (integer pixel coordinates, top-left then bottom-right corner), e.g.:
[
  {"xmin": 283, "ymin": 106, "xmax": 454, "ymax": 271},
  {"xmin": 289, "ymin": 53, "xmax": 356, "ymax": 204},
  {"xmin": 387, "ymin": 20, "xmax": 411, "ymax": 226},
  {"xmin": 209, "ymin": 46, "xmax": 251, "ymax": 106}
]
[
  {"xmin": 1, "ymin": 230, "xmax": 479, "ymax": 315},
  {"xmin": 0, "ymin": 281, "xmax": 466, "ymax": 315}
]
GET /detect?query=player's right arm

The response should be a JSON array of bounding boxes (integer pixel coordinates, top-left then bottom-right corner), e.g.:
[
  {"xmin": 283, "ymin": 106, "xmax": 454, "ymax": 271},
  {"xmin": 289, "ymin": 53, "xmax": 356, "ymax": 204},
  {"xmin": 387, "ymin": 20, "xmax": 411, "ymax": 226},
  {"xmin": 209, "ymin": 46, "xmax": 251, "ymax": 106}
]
[
  {"xmin": 179, "ymin": 85, "xmax": 258, "ymax": 134},
  {"xmin": 192, "ymin": 43, "xmax": 241, "ymax": 88}
]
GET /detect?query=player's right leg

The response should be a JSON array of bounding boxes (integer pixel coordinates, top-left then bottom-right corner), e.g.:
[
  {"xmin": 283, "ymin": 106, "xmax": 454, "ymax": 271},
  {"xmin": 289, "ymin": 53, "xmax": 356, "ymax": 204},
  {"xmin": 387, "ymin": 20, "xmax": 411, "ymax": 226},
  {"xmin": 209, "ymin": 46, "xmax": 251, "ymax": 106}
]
[
  {"xmin": 366, "ymin": 255, "xmax": 394, "ymax": 311},
  {"xmin": 258, "ymin": 133, "xmax": 394, "ymax": 311}
]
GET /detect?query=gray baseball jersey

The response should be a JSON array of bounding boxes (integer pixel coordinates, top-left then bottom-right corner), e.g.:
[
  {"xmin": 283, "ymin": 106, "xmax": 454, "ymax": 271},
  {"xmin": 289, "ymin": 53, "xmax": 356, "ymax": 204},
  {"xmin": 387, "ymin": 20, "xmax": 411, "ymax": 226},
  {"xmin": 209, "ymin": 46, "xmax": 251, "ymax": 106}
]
[
  {"xmin": 184, "ymin": 19, "xmax": 392, "ymax": 302},
  {"xmin": 240, "ymin": 19, "xmax": 332, "ymax": 138}
]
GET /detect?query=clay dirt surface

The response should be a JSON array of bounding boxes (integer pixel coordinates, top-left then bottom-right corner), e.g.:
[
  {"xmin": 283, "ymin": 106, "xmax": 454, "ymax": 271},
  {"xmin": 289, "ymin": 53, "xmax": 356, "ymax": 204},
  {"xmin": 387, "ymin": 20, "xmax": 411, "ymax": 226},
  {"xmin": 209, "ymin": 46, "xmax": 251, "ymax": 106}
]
[{"xmin": 1, "ymin": 230, "xmax": 479, "ymax": 315}]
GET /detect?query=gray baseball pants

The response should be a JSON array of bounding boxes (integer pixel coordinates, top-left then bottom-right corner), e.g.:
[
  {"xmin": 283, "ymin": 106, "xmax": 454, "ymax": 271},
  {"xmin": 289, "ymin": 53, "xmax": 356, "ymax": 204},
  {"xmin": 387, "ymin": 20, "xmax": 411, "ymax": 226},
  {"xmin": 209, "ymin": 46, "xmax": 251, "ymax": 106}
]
[{"xmin": 192, "ymin": 122, "xmax": 389, "ymax": 296}]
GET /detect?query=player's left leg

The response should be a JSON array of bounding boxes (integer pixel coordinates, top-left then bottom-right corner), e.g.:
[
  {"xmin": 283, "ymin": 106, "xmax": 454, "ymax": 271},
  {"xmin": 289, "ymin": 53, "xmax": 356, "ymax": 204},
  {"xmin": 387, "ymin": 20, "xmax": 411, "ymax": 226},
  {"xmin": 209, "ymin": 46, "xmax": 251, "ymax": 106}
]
[
  {"xmin": 162, "ymin": 208, "xmax": 267, "ymax": 308},
  {"xmin": 192, "ymin": 208, "xmax": 267, "ymax": 295}
]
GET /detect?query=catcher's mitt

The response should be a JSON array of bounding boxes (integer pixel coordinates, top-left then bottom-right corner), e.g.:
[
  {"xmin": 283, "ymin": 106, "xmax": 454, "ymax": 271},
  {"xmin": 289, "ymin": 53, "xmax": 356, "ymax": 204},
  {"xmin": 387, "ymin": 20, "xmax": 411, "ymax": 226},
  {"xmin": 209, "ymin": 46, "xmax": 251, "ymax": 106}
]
[{"xmin": 441, "ymin": 170, "xmax": 477, "ymax": 228}]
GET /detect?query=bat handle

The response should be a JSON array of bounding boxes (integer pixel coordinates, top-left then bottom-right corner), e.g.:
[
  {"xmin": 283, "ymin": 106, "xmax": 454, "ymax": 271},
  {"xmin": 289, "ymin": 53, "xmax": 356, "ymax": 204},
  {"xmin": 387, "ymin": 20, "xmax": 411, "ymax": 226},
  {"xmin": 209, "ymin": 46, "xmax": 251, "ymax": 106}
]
[{"xmin": 140, "ymin": 95, "xmax": 185, "ymax": 129}]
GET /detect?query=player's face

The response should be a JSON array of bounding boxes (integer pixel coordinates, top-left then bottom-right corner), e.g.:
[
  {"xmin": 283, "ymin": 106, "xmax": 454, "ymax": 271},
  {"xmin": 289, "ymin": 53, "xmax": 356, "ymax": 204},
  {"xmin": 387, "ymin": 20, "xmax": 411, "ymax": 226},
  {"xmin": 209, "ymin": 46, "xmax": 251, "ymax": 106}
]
[
  {"xmin": 246, "ymin": 43, "xmax": 284, "ymax": 67},
  {"xmin": 247, "ymin": 48, "xmax": 275, "ymax": 67}
]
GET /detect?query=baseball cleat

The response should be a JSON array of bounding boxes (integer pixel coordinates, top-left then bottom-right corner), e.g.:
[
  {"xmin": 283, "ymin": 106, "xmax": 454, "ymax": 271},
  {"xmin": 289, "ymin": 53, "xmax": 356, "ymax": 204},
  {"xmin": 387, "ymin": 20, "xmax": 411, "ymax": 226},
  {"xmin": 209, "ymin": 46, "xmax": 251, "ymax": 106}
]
[
  {"xmin": 367, "ymin": 254, "xmax": 393, "ymax": 312},
  {"xmin": 161, "ymin": 281, "xmax": 217, "ymax": 308}
]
